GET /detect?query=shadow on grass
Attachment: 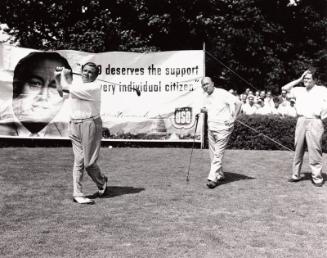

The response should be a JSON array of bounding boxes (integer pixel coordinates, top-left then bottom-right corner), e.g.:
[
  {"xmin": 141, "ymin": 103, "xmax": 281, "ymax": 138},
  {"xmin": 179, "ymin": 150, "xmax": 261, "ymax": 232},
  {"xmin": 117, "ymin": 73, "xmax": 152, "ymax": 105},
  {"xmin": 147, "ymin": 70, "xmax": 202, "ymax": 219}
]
[
  {"xmin": 88, "ymin": 186, "xmax": 145, "ymax": 199},
  {"xmin": 302, "ymin": 172, "xmax": 327, "ymax": 181},
  {"xmin": 219, "ymin": 171, "xmax": 255, "ymax": 185}
]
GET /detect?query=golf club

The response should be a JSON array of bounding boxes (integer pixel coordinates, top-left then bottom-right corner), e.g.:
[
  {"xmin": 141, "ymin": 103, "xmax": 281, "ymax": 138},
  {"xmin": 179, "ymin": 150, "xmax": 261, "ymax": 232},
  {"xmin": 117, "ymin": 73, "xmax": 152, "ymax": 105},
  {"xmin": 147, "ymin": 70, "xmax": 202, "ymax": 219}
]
[
  {"xmin": 55, "ymin": 67, "xmax": 141, "ymax": 96},
  {"xmin": 85, "ymin": 74, "xmax": 141, "ymax": 96},
  {"xmin": 186, "ymin": 114, "xmax": 200, "ymax": 183}
]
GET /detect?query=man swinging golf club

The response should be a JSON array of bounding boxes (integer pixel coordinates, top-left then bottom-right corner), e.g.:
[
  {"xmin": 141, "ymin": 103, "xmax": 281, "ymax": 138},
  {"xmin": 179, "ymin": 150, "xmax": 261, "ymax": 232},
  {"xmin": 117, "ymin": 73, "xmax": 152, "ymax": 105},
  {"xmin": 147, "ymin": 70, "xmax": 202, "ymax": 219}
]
[
  {"xmin": 200, "ymin": 77, "xmax": 242, "ymax": 189},
  {"xmin": 54, "ymin": 62, "xmax": 108, "ymax": 204}
]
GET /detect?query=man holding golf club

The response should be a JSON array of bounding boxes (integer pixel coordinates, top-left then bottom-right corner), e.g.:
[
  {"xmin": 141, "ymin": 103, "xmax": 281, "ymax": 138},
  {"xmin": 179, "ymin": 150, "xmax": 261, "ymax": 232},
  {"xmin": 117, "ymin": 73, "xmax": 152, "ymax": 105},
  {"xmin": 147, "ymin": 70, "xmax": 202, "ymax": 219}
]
[
  {"xmin": 200, "ymin": 77, "xmax": 242, "ymax": 189},
  {"xmin": 54, "ymin": 62, "xmax": 108, "ymax": 204}
]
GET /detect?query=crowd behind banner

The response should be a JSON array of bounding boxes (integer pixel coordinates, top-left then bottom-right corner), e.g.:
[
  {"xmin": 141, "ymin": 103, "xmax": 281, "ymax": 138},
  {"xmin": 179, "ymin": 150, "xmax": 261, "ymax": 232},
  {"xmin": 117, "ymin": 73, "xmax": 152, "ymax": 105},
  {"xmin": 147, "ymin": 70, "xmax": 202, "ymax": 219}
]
[{"xmin": 229, "ymin": 88, "xmax": 297, "ymax": 117}]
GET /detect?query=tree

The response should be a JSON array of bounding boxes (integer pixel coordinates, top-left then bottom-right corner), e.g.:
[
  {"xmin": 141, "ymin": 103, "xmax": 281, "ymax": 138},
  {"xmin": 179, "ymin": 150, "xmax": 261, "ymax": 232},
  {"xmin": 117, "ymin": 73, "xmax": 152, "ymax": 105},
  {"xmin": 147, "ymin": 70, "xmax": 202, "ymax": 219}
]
[{"xmin": 0, "ymin": 0, "xmax": 325, "ymax": 91}]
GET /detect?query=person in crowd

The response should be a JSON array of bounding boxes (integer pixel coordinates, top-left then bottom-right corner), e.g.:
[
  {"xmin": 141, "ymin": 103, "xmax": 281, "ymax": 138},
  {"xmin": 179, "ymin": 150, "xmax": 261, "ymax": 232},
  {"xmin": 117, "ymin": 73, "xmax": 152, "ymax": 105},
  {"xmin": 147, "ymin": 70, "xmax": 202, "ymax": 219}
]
[
  {"xmin": 271, "ymin": 97, "xmax": 283, "ymax": 116},
  {"xmin": 264, "ymin": 90, "xmax": 274, "ymax": 109},
  {"xmin": 0, "ymin": 52, "xmax": 71, "ymax": 137},
  {"xmin": 241, "ymin": 95, "xmax": 257, "ymax": 115},
  {"xmin": 279, "ymin": 89, "xmax": 289, "ymax": 107},
  {"xmin": 282, "ymin": 69, "xmax": 327, "ymax": 187},
  {"xmin": 255, "ymin": 98, "xmax": 271, "ymax": 115},
  {"xmin": 232, "ymin": 89, "xmax": 239, "ymax": 97},
  {"xmin": 240, "ymin": 94, "xmax": 247, "ymax": 105},
  {"xmin": 284, "ymin": 98, "xmax": 297, "ymax": 117},
  {"xmin": 254, "ymin": 90, "xmax": 260, "ymax": 104},
  {"xmin": 55, "ymin": 62, "xmax": 108, "ymax": 204},
  {"xmin": 259, "ymin": 90, "xmax": 266, "ymax": 101},
  {"xmin": 200, "ymin": 77, "xmax": 242, "ymax": 189}
]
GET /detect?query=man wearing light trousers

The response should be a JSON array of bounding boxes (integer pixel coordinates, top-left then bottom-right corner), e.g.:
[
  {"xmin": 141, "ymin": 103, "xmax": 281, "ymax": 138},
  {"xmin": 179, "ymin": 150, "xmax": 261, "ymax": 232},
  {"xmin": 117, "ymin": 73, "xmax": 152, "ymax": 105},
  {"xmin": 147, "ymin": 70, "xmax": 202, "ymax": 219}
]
[
  {"xmin": 200, "ymin": 77, "xmax": 242, "ymax": 189},
  {"xmin": 282, "ymin": 69, "xmax": 327, "ymax": 187},
  {"xmin": 55, "ymin": 62, "xmax": 108, "ymax": 204}
]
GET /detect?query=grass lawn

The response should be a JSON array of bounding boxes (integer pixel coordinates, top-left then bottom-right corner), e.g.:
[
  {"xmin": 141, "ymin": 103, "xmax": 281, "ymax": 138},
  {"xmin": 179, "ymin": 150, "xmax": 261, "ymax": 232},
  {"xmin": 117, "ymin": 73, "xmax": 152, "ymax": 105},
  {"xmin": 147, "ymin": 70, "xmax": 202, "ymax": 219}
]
[{"xmin": 0, "ymin": 147, "xmax": 326, "ymax": 258}]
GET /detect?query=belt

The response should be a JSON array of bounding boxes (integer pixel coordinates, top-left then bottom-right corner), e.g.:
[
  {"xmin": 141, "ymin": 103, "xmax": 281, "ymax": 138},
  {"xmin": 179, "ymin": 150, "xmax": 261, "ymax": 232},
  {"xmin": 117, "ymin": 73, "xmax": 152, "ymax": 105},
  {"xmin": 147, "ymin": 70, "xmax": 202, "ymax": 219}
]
[
  {"xmin": 70, "ymin": 115, "xmax": 100, "ymax": 123},
  {"xmin": 298, "ymin": 115, "xmax": 321, "ymax": 119}
]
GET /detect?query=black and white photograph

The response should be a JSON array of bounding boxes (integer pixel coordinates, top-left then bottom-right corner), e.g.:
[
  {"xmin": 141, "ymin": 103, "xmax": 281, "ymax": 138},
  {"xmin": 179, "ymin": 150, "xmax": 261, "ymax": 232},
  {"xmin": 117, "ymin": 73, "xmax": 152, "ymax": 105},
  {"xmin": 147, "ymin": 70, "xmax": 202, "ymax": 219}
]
[{"xmin": 0, "ymin": 0, "xmax": 326, "ymax": 257}]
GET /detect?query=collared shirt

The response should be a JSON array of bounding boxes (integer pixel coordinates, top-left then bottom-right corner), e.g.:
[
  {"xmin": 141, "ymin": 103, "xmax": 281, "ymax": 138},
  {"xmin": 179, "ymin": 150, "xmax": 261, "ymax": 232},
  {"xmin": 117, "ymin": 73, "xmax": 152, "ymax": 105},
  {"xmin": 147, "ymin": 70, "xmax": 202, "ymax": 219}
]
[
  {"xmin": 264, "ymin": 98, "xmax": 274, "ymax": 109},
  {"xmin": 290, "ymin": 85, "xmax": 327, "ymax": 118},
  {"xmin": 270, "ymin": 107, "xmax": 282, "ymax": 116},
  {"xmin": 203, "ymin": 88, "xmax": 239, "ymax": 130},
  {"xmin": 69, "ymin": 78, "xmax": 102, "ymax": 120},
  {"xmin": 255, "ymin": 105, "xmax": 271, "ymax": 115},
  {"xmin": 284, "ymin": 106, "xmax": 297, "ymax": 117},
  {"xmin": 242, "ymin": 103, "xmax": 258, "ymax": 115}
]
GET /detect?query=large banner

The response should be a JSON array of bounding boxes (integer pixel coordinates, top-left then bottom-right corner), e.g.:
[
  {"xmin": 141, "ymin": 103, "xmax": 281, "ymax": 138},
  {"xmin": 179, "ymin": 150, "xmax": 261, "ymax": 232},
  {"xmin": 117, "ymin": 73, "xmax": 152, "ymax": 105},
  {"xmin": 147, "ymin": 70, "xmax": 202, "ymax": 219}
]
[{"xmin": 0, "ymin": 44, "xmax": 205, "ymax": 142}]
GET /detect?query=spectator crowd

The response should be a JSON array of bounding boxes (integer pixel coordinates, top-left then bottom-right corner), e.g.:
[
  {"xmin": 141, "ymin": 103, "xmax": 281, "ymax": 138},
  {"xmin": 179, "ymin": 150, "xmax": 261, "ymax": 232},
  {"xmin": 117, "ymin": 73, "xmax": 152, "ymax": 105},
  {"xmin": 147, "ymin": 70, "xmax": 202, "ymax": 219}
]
[{"xmin": 228, "ymin": 88, "xmax": 297, "ymax": 117}]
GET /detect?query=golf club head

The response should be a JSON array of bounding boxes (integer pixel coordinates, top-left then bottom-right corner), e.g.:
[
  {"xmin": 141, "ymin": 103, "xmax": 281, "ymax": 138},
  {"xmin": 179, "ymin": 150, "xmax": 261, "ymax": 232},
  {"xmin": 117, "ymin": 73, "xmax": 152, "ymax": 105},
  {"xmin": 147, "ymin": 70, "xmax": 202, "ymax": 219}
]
[{"xmin": 133, "ymin": 88, "xmax": 141, "ymax": 96}]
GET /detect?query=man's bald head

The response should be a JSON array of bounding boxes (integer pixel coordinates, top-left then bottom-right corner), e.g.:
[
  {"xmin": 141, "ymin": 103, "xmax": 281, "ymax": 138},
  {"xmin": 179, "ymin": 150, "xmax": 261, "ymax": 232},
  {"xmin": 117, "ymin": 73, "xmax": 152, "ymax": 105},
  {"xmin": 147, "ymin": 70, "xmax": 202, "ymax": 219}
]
[{"xmin": 201, "ymin": 77, "xmax": 215, "ymax": 95}]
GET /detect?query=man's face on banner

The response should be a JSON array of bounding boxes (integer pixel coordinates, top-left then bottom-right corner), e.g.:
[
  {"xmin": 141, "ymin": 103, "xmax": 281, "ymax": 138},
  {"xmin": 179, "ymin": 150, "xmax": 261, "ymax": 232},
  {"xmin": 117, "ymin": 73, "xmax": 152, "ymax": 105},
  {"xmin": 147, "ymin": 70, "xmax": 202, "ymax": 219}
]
[{"xmin": 12, "ymin": 58, "xmax": 65, "ymax": 132}]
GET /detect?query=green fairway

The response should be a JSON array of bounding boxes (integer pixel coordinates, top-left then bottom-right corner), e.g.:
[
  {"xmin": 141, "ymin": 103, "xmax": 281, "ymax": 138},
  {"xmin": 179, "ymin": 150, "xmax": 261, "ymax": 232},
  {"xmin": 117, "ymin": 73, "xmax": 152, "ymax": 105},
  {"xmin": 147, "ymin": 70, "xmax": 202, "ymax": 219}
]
[{"xmin": 0, "ymin": 147, "xmax": 326, "ymax": 257}]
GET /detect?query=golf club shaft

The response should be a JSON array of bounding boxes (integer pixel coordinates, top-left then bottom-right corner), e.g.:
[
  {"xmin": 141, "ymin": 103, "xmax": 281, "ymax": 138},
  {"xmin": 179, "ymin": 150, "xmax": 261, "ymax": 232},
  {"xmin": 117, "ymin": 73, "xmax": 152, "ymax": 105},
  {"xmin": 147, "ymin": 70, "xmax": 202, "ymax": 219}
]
[
  {"xmin": 186, "ymin": 115, "xmax": 199, "ymax": 182},
  {"xmin": 71, "ymin": 72, "xmax": 141, "ymax": 96}
]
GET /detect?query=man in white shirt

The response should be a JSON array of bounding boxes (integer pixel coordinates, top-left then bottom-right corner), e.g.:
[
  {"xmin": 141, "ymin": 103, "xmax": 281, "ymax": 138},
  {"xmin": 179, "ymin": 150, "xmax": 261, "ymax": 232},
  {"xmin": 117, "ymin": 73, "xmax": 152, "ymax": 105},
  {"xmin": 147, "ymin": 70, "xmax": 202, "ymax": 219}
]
[
  {"xmin": 200, "ymin": 77, "xmax": 242, "ymax": 189},
  {"xmin": 279, "ymin": 89, "xmax": 290, "ymax": 107},
  {"xmin": 255, "ymin": 98, "xmax": 271, "ymax": 115},
  {"xmin": 241, "ymin": 94, "xmax": 257, "ymax": 115},
  {"xmin": 283, "ymin": 98, "xmax": 297, "ymax": 117},
  {"xmin": 282, "ymin": 69, "xmax": 327, "ymax": 187},
  {"xmin": 264, "ymin": 90, "xmax": 274, "ymax": 110},
  {"xmin": 55, "ymin": 62, "xmax": 108, "ymax": 204},
  {"xmin": 270, "ymin": 97, "xmax": 283, "ymax": 116}
]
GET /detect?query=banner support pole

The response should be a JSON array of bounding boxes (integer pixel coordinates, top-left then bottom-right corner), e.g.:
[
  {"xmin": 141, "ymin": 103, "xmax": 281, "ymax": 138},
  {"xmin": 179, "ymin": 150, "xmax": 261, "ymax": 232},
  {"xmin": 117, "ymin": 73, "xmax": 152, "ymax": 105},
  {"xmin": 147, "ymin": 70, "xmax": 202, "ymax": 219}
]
[{"xmin": 200, "ymin": 42, "xmax": 206, "ymax": 149}]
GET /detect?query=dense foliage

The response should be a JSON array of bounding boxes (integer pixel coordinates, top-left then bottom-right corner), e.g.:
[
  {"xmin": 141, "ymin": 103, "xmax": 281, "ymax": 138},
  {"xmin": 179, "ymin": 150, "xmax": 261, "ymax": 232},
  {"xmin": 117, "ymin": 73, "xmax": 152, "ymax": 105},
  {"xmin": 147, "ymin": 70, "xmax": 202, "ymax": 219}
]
[
  {"xmin": 0, "ymin": 0, "xmax": 326, "ymax": 93},
  {"xmin": 228, "ymin": 115, "xmax": 327, "ymax": 153}
]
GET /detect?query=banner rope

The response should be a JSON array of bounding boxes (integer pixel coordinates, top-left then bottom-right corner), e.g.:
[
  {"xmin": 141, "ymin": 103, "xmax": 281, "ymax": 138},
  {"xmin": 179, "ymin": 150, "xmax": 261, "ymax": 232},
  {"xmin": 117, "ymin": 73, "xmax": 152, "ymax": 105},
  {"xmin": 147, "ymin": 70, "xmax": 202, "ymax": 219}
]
[
  {"xmin": 205, "ymin": 51, "xmax": 260, "ymax": 92},
  {"xmin": 205, "ymin": 50, "xmax": 294, "ymax": 152},
  {"xmin": 235, "ymin": 120, "xmax": 294, "ymax": 151}
]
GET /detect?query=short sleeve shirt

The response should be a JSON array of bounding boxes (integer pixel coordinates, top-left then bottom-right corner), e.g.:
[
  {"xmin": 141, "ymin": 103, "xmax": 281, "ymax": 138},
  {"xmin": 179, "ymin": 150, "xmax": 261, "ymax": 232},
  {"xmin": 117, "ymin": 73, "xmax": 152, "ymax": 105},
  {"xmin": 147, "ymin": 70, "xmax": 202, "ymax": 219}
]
[
  {"xmin": 203, "ymin": 88, "xmax": 239, "ymax": 130},
  {"xmin": 290, "ymin": 85, "xmax": 327, "ymax": 118}
]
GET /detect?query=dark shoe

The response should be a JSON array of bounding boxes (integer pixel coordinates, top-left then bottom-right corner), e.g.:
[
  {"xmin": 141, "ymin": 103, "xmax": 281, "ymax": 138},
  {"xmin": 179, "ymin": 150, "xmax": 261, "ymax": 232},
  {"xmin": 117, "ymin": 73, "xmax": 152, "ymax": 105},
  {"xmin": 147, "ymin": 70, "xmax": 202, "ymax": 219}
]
[
  {"xmin": 73, "ymin": 196, "xmax": 95, "ymax": 205},
  {"xmin": 288, "ymin": 177, "xmax": 302, "ymax": 183},
  {"xmin": 217, "ymin": 177, "xmax": 225, "ymax": 182},
  {"xmin": 312, "ymin": 180, "xmax": 324, "ymax": 187},
  {"xmin": 98, "ymin": 177, "xmax": 108, "ymax": 197},
  {"xmin": 207, "ymin": 180, "xmax": 219, "ymax": 189}
]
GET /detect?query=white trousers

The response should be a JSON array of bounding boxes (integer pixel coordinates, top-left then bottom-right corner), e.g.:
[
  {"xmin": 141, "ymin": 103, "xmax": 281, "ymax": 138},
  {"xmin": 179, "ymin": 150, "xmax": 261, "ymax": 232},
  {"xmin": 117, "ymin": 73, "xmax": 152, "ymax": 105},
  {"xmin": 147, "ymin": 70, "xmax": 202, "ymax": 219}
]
[
  {"xmin": 69, "ymin": 117, "xmax": 106, "ymax": 197},
  {"xmin": 207, "ymin": 126, "xmax": 233, "ymax": 182},
  {"xmin": 292, "ymin": 117, "xmax": 324, "ymax": 184}
]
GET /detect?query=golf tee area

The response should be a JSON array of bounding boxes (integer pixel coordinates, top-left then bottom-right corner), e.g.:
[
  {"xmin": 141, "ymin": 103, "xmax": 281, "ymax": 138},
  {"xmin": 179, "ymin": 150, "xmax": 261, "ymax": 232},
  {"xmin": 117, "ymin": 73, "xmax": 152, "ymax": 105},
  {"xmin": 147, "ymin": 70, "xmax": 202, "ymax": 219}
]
[{"xmin": 0, "ymin": 147, "xmax": 326, "ymax": 257}]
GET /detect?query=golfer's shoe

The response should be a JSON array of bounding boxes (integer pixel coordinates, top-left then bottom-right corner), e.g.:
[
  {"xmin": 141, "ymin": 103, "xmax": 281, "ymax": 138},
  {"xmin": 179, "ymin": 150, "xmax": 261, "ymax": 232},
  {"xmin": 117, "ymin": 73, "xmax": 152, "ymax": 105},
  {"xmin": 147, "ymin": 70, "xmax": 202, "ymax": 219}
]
[
  {"xmin": 287, "ymin": 176, "xmax": 303, "ymax": 183},
  {"xmin": 73, "ymin": 196, "xmax": 95, "ymax": 205},
  {"xmin": 98, "ymin": 176, "xmax": 108, "ymax": 197},
  {"xmin": 311, "ymin": 179, "xmax": 324, "ymax": 187},
  {"xmin": 206, "ymin": 180, "xmax": 219, "ymax": 189}
]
